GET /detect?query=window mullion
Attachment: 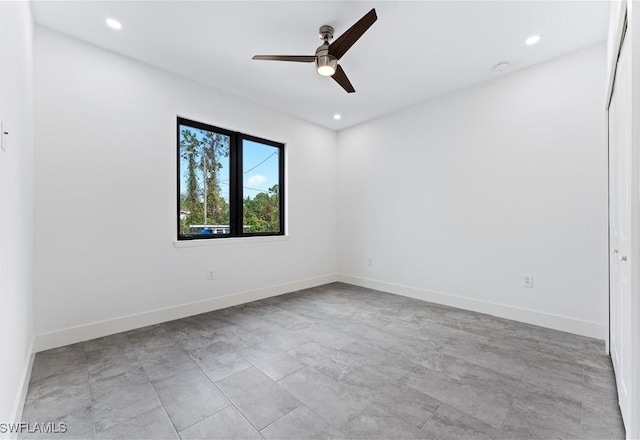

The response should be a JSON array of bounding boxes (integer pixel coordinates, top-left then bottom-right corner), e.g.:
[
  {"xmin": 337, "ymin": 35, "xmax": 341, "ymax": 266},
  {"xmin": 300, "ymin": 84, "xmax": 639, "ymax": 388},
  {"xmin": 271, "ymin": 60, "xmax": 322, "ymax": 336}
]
[{"xmin": 234, "ymin": 134, "xmax": 244, "ymax": 237}]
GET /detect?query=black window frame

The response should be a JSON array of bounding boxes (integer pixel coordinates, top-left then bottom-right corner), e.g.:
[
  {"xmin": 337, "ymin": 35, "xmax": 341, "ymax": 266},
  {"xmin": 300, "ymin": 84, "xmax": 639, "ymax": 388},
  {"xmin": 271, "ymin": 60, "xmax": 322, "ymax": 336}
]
[{"xmin": 177, "ymin": 117, "xmax": 285, "ymax": 240}]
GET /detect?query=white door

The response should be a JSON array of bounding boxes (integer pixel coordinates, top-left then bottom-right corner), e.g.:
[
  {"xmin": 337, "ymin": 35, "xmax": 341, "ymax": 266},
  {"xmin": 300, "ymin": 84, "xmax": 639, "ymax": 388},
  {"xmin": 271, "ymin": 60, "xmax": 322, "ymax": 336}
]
[{"xmin": 609, "ymin": 33, "xmax": 632, "ymax": 428}]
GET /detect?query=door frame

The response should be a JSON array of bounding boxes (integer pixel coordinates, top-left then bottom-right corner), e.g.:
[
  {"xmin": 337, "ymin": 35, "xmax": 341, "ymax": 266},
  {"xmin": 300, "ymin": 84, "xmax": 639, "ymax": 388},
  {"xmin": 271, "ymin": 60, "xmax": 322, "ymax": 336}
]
[{"xmin": 607, "ymin": 2, "xmax": 640, "ymax": 438}]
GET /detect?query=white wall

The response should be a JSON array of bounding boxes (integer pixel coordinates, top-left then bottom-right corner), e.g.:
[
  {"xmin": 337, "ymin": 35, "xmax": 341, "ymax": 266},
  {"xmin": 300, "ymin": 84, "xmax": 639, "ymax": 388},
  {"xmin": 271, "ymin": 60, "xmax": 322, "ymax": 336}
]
[
  {"xmin": 33, "ymin": 27, "xmax": 338, "ymax": 349},
  {"xmin": 32, "ymin": 23, "xmax": 608, "ymax": 350},
  {"xmin": 0, "ymin": 0, "xmax": 35, "ymax": 429},
  {"xmin": 338, "ymin": 44, "xmax": 608, "ymax": 339}
]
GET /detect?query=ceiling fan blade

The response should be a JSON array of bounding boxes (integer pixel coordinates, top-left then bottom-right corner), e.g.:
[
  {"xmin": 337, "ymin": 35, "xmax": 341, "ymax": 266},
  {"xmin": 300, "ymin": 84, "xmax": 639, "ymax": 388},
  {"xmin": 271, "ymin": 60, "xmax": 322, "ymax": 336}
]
[
  {"xmin": 332, "ymin": 65, "xmax": 355, "ymax": 93},
  {"xmin": 329, "ymin": 8, "xmax": 377, "ymax": 60},
  {"xmin": 252, "ymin": 55, "xmax": 315, "ymax": 62}
]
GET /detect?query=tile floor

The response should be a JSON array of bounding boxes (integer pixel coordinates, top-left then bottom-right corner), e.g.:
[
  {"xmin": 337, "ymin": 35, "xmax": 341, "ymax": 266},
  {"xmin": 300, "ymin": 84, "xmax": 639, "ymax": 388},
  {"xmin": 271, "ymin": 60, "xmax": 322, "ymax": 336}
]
[{"xmin": 20, "ymin": 283, "xmax": 624, "ymax": 439}]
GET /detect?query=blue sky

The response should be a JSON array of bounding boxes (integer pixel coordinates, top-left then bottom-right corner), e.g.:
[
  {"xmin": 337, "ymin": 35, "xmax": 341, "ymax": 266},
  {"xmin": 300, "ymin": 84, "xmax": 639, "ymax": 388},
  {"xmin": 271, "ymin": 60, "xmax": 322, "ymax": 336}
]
[{"xmin": 241, "ymin": 140, "xmax": 280, "ymax": 198}]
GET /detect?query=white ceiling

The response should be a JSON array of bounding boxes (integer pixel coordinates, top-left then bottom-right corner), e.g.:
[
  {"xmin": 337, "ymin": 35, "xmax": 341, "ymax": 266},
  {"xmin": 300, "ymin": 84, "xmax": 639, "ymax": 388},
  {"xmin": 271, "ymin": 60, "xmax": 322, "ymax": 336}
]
[{"xmin": 31, "ymin": 1, "xmax": 610, "ymax": 130}]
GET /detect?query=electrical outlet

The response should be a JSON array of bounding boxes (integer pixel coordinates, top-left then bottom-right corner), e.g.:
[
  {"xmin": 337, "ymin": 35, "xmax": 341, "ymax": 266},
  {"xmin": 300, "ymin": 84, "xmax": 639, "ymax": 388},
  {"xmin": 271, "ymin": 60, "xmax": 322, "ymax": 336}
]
[
  {"xmin": 207, "ymin": 270, "xmax": 215, "ymax": 280},
  {"xmin": 522, "ymin": 274, "xmax": 534, "ymax": 288},
  {"xmin": 367, "ymin": 256, "xmax": 373, "ymax": 266}
]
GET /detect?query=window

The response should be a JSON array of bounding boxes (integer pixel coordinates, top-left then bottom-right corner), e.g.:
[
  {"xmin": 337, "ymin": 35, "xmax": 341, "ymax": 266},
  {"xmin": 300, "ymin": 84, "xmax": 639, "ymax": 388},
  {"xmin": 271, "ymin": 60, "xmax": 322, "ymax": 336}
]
[{"xmin": 177, "ymin": 117, "xmax": 284, "ymax": 240}]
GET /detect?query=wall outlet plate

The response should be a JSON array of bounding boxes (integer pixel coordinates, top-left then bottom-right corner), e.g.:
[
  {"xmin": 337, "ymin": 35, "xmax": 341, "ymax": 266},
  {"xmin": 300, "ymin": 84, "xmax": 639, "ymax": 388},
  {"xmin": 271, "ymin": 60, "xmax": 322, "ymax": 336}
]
[{"xmin": 522, "ymin": 274, "xmax": 534, "ymax": 288}]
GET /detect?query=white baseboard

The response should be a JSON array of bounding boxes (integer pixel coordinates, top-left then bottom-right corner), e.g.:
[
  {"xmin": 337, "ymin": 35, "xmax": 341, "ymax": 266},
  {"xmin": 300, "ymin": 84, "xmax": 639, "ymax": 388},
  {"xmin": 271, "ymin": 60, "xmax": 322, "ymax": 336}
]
[
  {"xmin": 33, "ymin": 274, "xmax": 339, "ymax": 352},
  {"xmin": 338, "ymin": 274, "xmax": 606, "ymax": 340},
  {"xmin": 33, "ymin": 272, "xmax": 606, "ymax": 352},
  {"xmin": 4, "ymin": 338, "xmax": 35, "ymax": 440}
]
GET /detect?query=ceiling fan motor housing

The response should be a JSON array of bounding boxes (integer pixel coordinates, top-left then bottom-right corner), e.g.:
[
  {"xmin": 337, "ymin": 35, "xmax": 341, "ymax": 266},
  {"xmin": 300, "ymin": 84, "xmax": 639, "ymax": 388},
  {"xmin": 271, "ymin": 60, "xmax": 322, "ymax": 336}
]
[{"xmin": 319, "ymin": 25, "xmax": 334, "ymax": 41}]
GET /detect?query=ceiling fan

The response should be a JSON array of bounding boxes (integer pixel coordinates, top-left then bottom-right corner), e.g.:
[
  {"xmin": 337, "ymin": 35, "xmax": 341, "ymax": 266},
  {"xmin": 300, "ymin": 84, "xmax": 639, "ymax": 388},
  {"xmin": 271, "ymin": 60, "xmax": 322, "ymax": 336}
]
[{"xmin": 252, "ymin": 8, "xmax": 377, "ymax": 93}]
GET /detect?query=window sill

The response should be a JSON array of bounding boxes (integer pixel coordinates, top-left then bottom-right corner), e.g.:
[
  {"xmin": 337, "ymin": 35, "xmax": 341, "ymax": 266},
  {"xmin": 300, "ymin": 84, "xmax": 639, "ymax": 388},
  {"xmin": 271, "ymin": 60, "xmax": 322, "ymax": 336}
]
[{"xmin": 173, "ymin": 235, "xmax": 289, "ymax": 248}]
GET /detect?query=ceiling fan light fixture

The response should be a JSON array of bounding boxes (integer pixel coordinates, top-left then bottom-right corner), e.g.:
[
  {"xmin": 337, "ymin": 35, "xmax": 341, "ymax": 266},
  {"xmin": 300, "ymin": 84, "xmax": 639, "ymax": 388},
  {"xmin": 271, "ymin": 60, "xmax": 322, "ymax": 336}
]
[{"xmin": 316, "ymin": 55, "xmax": 338, "ymax": 76}]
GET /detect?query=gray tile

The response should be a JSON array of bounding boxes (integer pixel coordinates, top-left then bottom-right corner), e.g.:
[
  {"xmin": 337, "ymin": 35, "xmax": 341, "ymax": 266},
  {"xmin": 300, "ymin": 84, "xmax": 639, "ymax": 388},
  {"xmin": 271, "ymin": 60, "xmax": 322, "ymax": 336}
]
[
  {"xmin": 340, "ymin": 403, "xmax": 426, "ymax": 439},
  {"xmin": 403, "ymin": 365, "xmax": 511, "ymax": 429},
  {"xmin": 339, "ymin": 323, "xmax": 402, "ymax": 350},
  {"xmin": 341, "ymin": 366, "xmax": 439, "ymax": 429},
  {"xmin": 19, "ymin": 406, "xmax": 94, "ymax": 440},
  {"xmin": 239, "ymin": 344, "xmax": 305, "ymax": 381},
  {"xmin": 386, "ymin": 320, "xmax": 490, "ymax": 347},
  {"xmin": 464, "ymin": 365, "xmax": 610, "ymax": 437},
  {"xmin": 535, "ymin": 338, "xmax": 611, "ymax": 370},
  {"xmin": 581, "ymin": 401, "xmax": 626, "ymax": 440},
  {"xmin": 126, "ymin": 324, "xmax": 177, "ymax": 354},
  {"xmin": 260, "ymin": 405, "xmax": 344, "ymax": 440},
  {"xmin": 520, "ymin": 357, "xmax": 619, "ymax": 407},
  {"xmin": 583, "ymin": 364, "xmax": 617, "ymax": 390},
  {"xmin": 95, "ymin": 406, "xmax": 178, "ymax": 439},
  {"xmin": 220, "ymin": 311, "xmax": 271, "ymax": 332},
  {"xmin": 463, "ymin": 365, "xmax": 579, "ymax": 406},
  {"xmin": 164, "ymin": 322, "xmax": 217, "ymax": 352},
  {"xmin": 253, "ymin": 326, "xmax": 315, "ymax": 352},
  {"xmin": 218, "ymin": 324, "xmax": 275, "ymax": 347},
  {"xmin": 87, "ymin": 345, "xmax": 140, "ymax": 383},
  {"xmin": 288, "ymin": 341, "xmax": 361, "ymax": 381},
  {"xmin": 179, "ymin": 406, "xmax": 262, "ymax": 440},
  {"xmin": 91, "ymin": 367, "xmax": 161, "ymax": 432},
  {"xmin": 139, "ymin": 346, "xmax": 197, "ymax": 381},
  {"xmin": 262, "ymin": 308, "xmax": 316, "ymax": 330},
  {"xmin": 152, "ymin": 367, "xmax": 229, "ymax": 431},
  {"xmin": 582, "ymin": 363, "xmax": 620, "ymax": 409},
  {"xmin": 442, "ymin": 339, "xmax": 530, "ymax": 380},
  {"xmin": 502, "ymin": 394, "xmax": 583, "ymax": 439},
  {"xmin": 375, "ymin": 304, "xmax": 446, "ymax": 325},
  {"xmin": 161, "ymin": 317, "xmax": 206, "ymax": 334},
  {"xmin": 378, "ymin": 385, "xmax": 439, "ymax": 430},
  {"xmin": 216, "ymin": 366, "xmax": 300, "ymax": 430},
  {"xmin": 189, "ymin": 340, "xmax": 251, "ymax": 383},
  {"xmin": 29, "ymin": 344, "xmax": 87, "ymax": 383},
  {"xmin": 520, "ymin": 357, "xmax": 585, "ymax": 396},
  {"xmin": 340, "ymin": 342, "xmax": 415, "ymax": 380},
  {"xmin": 83, "ymin": 333, "xmax": 131, "ymax": 357},
  {"xmin": 23, "ymin": 368, "xmax": 91, "ymax": 425},
  {"xmin": 174, "ymin": 325, "xmax": 247, "ymax": 352},
  {"xmin": 277, "ymin": 366, "xmax": 370, "ymax": 430},
  {"xmin": 386, "ymin": 342, "xmax": 471, "ymax": 379},
  {"xmin": 193, "ymin": 312, "xmax": 235, "ymax": 329},
  {"xmin": 306, "ymin": 325, "xmax": 358, "ymax": 350},
  {"xmin": 421, "ymin": 404, "xmax": 506, "ymax": 440},
  {"xmin": 21, "ymin": 283, "xmax": 624, "ymax": 440},
  {"xmin": 534, "ymin": 329, "xmax": 605, "ymax": 354},
  {"xmin": 439, "ymin": 310, "xmax": 542, "ymax": 352}
]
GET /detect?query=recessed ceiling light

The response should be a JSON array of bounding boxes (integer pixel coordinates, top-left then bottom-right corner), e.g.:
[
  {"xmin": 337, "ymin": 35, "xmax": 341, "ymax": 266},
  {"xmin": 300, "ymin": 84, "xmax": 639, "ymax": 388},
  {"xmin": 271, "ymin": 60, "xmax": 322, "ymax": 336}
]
[
  {"xmin": 526, "ymin": 35, "xmax": 540, "ymax": 46},
  {"xmin": 493, "ymin": 62, "xmax": 510, "ymax": 73},
  {"xmin": 106, "ymin": 18, "xmax": 122, "ymax": 30},
  {"xmin": 333, "ymin": 114, "xmax": 342, "ymax": 120}
]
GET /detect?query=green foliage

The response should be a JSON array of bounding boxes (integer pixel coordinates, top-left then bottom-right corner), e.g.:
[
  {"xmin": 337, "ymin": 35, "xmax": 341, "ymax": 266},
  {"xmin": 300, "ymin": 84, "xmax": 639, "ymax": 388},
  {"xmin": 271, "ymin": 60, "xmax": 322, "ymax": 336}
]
[
  {"xmin": 243, "ymin": 185, "xmax": 280, "ymax": 233},
  {"xmin": 179, "ymin": 127, "xmax": 229, "ymax": 234}
]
